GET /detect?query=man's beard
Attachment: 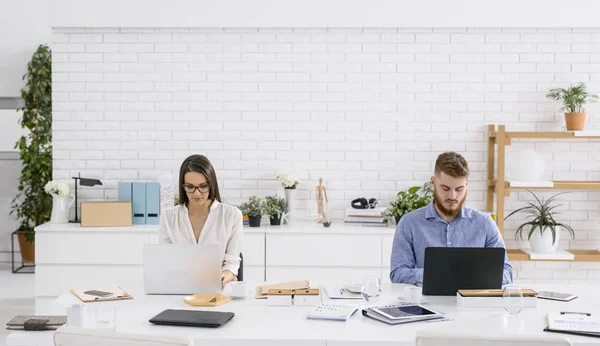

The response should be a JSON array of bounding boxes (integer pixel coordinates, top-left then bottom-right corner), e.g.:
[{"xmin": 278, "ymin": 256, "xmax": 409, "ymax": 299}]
[{"xmin": 433, "ymin": 189, "xmax": 467, "ymax": 218}]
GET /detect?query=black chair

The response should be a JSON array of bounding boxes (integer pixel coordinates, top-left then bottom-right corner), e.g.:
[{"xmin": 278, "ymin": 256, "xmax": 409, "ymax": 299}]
[{"xmin": 237, "ymin": 253, "xmax": 243, "ymax": 282}]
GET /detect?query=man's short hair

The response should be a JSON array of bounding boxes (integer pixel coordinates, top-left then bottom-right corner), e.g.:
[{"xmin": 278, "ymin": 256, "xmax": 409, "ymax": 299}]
[{"xmin": 434, "ymin": 151, "xmax": 469, "ymax": 178}]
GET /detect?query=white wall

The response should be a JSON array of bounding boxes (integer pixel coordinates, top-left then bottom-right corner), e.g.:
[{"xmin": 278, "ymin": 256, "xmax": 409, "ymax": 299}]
[
  {"xmin": 0, "ymin": 0, "xmax": 51, "ymax": 97},
  {"xmin": 49, "ymin": 0, "xmax": 600, "ymax": 28}
]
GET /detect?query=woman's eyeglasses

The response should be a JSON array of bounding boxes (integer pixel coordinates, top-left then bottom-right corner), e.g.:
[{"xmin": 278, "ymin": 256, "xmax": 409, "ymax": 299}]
[{"xmin": 183, "ymin": 183, "xmax": 210, "ymax": 194}]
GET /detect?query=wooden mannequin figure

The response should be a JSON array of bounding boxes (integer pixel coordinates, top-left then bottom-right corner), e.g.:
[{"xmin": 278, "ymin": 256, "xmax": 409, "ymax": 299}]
[{"xmin": 316, "ymin": 177, "xmax": 329, "ymax": 223}]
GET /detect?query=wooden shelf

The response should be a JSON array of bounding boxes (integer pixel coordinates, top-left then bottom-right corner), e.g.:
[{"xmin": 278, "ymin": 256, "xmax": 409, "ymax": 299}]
[
  {"xmin": 488, "ymin": 180, "xmax": 600, "ymax": 193},
  {"xmin": 508, "ymin": 249, "xmax": 600, "ymax": 262},
  {"xmin": 488, "ymin": 125, "xmax": 600, "ymax": 262},
  {"xmin": 489, "ymin": 131, "xmax": 600, "ymax": 139}
]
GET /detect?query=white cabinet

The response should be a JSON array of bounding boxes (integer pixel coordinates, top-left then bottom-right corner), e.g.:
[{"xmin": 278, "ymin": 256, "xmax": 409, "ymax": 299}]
[{"xmin": 264, "ymin": 224, "xmax": 395, "ymax": 284}]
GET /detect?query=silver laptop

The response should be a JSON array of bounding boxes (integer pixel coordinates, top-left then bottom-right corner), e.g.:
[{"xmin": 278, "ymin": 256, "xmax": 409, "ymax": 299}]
[{"xmin": 143, "ymin": 244, "xmax": 222, "ymax": 295}]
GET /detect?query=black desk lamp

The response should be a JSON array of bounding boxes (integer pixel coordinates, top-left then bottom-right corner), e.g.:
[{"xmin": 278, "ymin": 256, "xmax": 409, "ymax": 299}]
[{"xmin": 70, "ymin": 173, "xmax": 103, "ymax": 223}]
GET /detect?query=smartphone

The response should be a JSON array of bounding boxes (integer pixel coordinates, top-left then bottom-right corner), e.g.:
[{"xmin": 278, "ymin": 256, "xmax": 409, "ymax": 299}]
[
  {"xmin": 537, "ymin": 290, "xmax": 578, "ymax": 302},
  {"xmin": 84, "ymin": 290, "xmax": 113, "ymax": 297}
]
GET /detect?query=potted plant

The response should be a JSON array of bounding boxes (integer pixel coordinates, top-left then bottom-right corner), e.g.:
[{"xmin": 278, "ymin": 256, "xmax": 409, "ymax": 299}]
[
  {"xmin": 262, "ymin": 193, "xmax": 286, "ymax": 226},
  {"xmin": 10, "ymin": 44, "xmax": 53, "ymax": 264},
  {"xmin": 545, "ymin": 82, "xmax": 599, "ymax": 131},
  {"xmin": 239, "ymin": 195, "xmax": 264, "ymax": 227},
  {"xmin": 386, "ymin": 182, "xmax": 433, "ymax": 225},
  {"xmin": 504, "ymin": 190, "xmax": 575, "ymax": 253}
]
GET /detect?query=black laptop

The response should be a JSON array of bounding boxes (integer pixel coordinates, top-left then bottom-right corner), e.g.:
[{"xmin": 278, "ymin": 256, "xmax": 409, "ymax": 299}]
[
  {"xmin": 422, "ymin": 247, "xmax": 505, "ymax": 296},
  {"xmin": 149, "ymin": 309, "xmax": 234, "ymax": 328}
]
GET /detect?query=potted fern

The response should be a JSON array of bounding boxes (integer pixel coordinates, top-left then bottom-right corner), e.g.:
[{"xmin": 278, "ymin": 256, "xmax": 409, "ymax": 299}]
[
  {"xmin": 504, "ymin": 190, "xmax": 575, "ymax": 253},
  {"xmin": 262, "ymin": 193, "xmax": 286, "ymax": 226},
  {"xmin": 545, "ymin": 82, "xmax": 599, "ymax": 131},
  {"xmin": 239, "ymin": 195, "xmax": 264, "ymax": 227},
  {"xmin": 386, "ymin": 182, "xmax": 433, "ymax": 225},
  {"xmin": 10, "ymin": 44, "xmax": 53, "ymax": 264}
]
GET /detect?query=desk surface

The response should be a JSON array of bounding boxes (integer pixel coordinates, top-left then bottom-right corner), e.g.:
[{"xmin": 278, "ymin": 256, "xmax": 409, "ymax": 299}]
[{"xmin": 7, "ymin": 283, "xmax": 600, "ymax": 346}]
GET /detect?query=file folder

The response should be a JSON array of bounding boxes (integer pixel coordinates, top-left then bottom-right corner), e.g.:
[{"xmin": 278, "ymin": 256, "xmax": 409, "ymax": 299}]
[
  {"xmin": 117, "ymin": 182, "xmax": 132, "ymax": 202},
  {"xmin": 145, "ymin": 182, "xmax": 160, "ymax": 225},
  {"xmin": 132, "ymin": 182, "xmax": 146, "ymax": 225}
]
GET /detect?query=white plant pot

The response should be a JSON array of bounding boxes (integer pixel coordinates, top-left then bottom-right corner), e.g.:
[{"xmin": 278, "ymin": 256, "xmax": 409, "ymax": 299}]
[
  {"xmin": 284, "ymin": 188, "xmax": 297, "ymax": 224},
  {"xmin": 529, "ymin": 226, "xmax": 561, "ymax": 253},
  {"xmin": 50, "ymin": 194, "xmax": 75, "ymax": 224}
]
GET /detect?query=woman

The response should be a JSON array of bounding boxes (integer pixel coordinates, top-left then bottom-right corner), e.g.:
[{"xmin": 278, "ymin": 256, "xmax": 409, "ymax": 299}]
[{"xmin": 159, "ymin": 154, "xmax": 243, "ymax": 285}]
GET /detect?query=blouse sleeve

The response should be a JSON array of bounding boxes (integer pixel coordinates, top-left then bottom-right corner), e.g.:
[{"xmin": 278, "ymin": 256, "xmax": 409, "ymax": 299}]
[
  {"xmin": 158, "ymin": 210, "xmax": 173, "ymax": 244},
  {"xmin": 221, "ymin": 207, "xmax": 243, "ymax": 276}
]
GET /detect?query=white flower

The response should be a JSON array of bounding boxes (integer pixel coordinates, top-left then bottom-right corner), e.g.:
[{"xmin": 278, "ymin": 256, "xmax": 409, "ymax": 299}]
[
  {"xmin": 276, "ymin": 170, "xmax": 300, "ymax": 189},
  {"xmin": 44, "ymin": 180, "xmax": 70, "ymax": 197}
]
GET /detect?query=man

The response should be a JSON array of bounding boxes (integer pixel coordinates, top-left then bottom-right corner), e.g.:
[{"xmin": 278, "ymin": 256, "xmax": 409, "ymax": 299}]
[{"xmin": 390, "ymin": 151, "xmax": 513, "ymax": 285}]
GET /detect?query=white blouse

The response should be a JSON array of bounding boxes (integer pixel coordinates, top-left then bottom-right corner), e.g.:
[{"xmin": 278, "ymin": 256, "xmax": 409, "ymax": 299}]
[{"xmin": 159, "ymin": 200, "xmax": 243, "ymax": 276}]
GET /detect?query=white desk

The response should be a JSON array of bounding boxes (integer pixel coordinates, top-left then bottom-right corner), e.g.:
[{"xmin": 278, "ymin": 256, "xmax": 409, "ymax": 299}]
[{"xmin": 7, "ymin": 283, "xmax": 600, "ymax": 346}]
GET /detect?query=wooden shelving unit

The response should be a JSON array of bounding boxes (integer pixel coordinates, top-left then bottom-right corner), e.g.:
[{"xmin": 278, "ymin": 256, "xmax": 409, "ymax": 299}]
[{"xmin": 487, "ymin": 124, "xmax": 600, "ymax": 262}]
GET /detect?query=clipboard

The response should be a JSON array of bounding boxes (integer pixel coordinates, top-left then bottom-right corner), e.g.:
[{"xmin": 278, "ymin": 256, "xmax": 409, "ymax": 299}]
[
  {"xmin": 70, "ymin": 285, "xmax": 133, "ymax": 303},
  {"xmin": 544, "ymin": 327, "xmax": 600, "ymax": 338},
  {"xmin": 255, "ymin": 280, "xmax": 310, "ymax": 299}
]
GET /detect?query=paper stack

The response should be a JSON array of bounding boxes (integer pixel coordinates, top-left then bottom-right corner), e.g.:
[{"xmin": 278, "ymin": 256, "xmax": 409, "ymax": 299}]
[{"xmin": 344, "ymin": 207, "xmax": 388, "ymax": 227}]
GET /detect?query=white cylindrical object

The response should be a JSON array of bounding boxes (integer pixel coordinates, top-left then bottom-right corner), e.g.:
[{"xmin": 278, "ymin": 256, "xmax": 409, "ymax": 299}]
[
  {"xmin": 404, "ymin": 286, "xmax": 423, "ymax": 303},
  {"xmin": 66, "ymin": 303, "xmax": 86, "ymax": 327}
]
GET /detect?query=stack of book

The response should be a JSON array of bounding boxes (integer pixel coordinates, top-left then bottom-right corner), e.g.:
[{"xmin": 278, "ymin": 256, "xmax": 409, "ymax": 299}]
[{"xmin": 344, "ymin": 207, "xmax": 388, "ymax": 227}]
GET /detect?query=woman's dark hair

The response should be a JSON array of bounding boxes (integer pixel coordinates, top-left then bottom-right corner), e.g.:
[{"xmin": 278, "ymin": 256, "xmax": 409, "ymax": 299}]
[{"xmin": 178, "ymin": 154, "xmax": 221, "ymax": 205}]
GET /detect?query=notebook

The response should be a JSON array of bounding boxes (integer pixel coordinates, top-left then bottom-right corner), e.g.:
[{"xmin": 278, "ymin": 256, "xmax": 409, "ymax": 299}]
[
  {"xmin": 70, "ymin": 286, "xmax": 133, "ymax": 303},
  {"xmin": 307, "ymin": 304, "xmax": 358, "ymax": 321},
  {"xmin": 149, "ymin": 309, "xmax": 234, "ymax": 328}
]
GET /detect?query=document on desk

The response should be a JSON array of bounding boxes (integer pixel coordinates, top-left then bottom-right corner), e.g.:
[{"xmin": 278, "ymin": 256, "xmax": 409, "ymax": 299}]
[
  {"xmin": 323, "ymin": 285, "xmax": 363, "ymax": 299},
  {"xmin": 547, "ymin": 312, "xmax": 600, "ymax": 335}
]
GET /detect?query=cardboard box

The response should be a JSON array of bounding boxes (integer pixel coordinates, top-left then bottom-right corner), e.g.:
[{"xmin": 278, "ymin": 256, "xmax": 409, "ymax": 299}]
[{"xmin": 80, "ymin": 201, "xmax": 133, "ymax": 227}]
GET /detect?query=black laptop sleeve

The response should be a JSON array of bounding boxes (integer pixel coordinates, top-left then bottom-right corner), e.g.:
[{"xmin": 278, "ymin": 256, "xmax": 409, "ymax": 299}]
[{"xmin": 149, "ymin": 309, "xmax": 235, "ymax": 328}]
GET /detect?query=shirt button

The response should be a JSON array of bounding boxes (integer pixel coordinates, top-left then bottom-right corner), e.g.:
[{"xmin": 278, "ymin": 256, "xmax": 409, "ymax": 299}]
[{"xmin": 448, "ymin": 242, "xmax": 451, "ymax": 245}]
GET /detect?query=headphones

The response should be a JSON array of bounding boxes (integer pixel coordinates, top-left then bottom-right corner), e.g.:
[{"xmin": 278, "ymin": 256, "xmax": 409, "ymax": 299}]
[{"xmin": 351, "ymin": 198, "xmax": 378, "ymax": 209}]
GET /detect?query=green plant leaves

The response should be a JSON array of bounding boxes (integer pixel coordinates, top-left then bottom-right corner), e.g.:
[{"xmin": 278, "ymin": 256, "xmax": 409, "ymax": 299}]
[
  {"xmin": 10, "ymin": 44, "xmax": 53, "ymax": 243},
  {"xmin": 504, "ymin": 190, "xmax": 574, "ymax": 246},
  {"xmin": 386, "ymin": 182, "xmax": 434, "ymax": 219},
  {"xmin": 545, "ymin": 82, "xmax": 599, "ymax": 113}
]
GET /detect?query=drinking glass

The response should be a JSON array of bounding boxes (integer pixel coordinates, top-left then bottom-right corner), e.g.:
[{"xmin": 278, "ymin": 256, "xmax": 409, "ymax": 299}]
[
  {"xmin": 95, "ymin": 306, "xmax": 116, "ymax": 331},
  {"xmin": 361, "ymin": 276, "xmax": 382, "ymax": 305},
  {"xmin": 503, "ymin": 285, "xmax": 524, "ymax": 315}
]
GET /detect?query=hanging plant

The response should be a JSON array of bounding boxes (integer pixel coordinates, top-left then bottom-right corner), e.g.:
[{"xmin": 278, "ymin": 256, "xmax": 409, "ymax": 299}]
[{"xmin": 10, "ymin": 44, "xmax": 53, "ymax": 243}]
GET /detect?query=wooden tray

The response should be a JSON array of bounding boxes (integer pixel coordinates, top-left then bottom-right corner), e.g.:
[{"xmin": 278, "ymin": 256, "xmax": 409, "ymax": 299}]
[{"xmin": 183, "ymin": 293, "xmax": 231, "ymax": 306}]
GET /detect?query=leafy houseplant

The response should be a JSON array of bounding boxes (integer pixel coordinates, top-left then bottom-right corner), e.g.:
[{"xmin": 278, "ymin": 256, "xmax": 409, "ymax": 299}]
[
  {"xmin": 10, "ymin": 44, "xmax": 53, "ymax": 264},
  {"xmin": 262, "ymin": 193, "xmax": 286, "ymax": 226},
  {"xmin": 239, "ymin": 195, "xmax": 264, "ymax": 227},
  {"xmin": 504, "ymin": 190, "xmax": 575, "ymax": 253},
  {"xmin": 386, "ymin": 182, "xmax": 433, "ymax": 225},
  {"xmin": 545, "ymin": 82, "xmax": 599, "ymax": 131}
]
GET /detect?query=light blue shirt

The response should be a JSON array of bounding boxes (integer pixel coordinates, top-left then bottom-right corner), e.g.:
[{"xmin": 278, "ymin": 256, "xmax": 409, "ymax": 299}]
[{"xmin": 390, "ymin": 200, "xmax": 513, "ymax": 285}]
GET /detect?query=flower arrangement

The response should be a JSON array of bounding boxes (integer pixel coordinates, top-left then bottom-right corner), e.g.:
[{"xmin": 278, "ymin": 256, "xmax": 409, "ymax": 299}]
[
  {"xmin": 276, "ymin": 170, "xmax": 300, "ymax": 189},
  {"xmin": 44, "ymin": 181, "xmax": 70, "ymax": 197}
]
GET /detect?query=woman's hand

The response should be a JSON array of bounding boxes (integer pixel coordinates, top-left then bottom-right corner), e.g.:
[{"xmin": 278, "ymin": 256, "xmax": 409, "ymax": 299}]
[{"xmin": 222, "ymin": 270, "xmax": 236, "ymax": 286}]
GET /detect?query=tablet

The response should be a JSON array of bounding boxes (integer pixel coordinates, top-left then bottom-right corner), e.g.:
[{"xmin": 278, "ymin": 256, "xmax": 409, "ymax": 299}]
[
  {"xmin": 372, "ymin": 305, "xmax": 441, "ymax": 320},
  {"xmin": 537, "ymin": 290, "xmax": 578, "ymax": 302}
]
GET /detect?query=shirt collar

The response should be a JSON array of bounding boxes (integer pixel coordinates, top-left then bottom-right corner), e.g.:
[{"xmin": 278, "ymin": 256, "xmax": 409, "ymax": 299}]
[{"xmin": 425, "ymin": 199, "xmax": 471, "ymax": 222}]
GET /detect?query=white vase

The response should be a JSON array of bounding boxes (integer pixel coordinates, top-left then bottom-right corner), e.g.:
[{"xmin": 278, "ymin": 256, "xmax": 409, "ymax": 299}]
[
  {"xmin": 529, "ymin": 226, "xmax": 561, "ymax": 253},
  {"xmin": 284, "ymin": 188, "xmax": 297, "ymax": 224},
  {"xmin": 50, "ymin": 194, "xmax": 75, "ymax": 224}
]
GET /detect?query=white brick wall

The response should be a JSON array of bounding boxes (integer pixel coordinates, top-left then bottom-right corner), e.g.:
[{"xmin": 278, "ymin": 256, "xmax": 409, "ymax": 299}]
[{"xmin": 53, "ymin": 27, "xmax": 600, "ymax": 282}]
